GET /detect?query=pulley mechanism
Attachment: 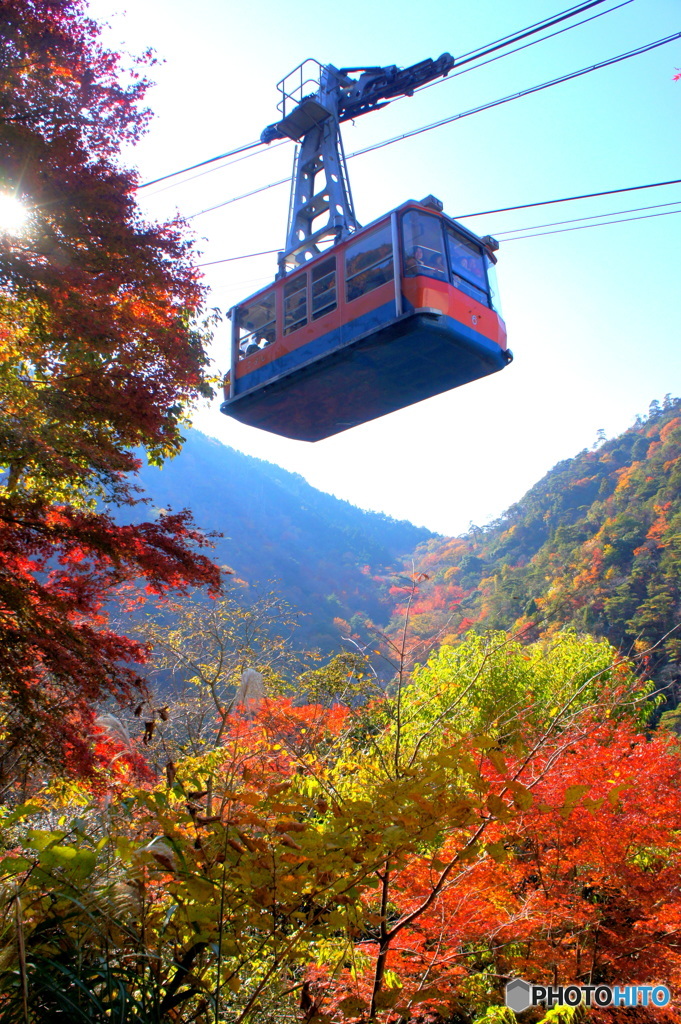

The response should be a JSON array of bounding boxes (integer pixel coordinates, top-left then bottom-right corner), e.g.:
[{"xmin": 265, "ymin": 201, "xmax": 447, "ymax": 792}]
[{"xmin": 261, "ymin": 55, "xmax": 455, "ymax": 273}]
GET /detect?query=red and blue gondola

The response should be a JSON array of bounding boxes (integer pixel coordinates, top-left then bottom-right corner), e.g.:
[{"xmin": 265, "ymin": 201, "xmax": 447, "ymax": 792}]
[{"xmin": 221, "ymin": 196, "xmax": 511, "ymax": 442}]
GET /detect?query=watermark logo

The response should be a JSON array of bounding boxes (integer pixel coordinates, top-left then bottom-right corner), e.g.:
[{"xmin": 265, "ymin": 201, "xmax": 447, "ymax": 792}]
[{"xmin": 505, "ymin": 978, "xmax": 671, "ymax": 1012}]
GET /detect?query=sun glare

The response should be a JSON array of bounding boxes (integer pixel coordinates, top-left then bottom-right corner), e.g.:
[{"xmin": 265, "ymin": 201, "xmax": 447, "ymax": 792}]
[{"xmin": 0, "ymin": 193, "xmax": 28, "ymax": 235}]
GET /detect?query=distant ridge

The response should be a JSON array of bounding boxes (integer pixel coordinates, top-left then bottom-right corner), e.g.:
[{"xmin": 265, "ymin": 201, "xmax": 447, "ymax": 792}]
[
  {"xmin": 126, "ymin": 401, "xmax": 680, "ymax": 705},
  {"xmin": 129, "ymin": 430, "xmax": 435, "ymax": 649}
]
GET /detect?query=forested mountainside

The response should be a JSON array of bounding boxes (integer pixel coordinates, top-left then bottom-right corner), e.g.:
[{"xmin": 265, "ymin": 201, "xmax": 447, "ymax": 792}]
[
  {"xmin": 129, "ymin": 430, "xmax": 435, "ymax": 649},
  {"xmin": 389, "ymin": 397, "xmax": 681, "ymax": 700},
  {"xmin": 125, "ymin": 402, "xmax": 680, "ymax": 683}
]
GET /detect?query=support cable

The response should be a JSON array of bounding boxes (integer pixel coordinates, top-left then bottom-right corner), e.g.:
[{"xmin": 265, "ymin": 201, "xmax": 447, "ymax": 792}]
[
  {"xmin": 134, "ymin": 0, "xmax": 629, "ymax": 194},
  {"xmin": 195, "ymin": 188, "xmax": 681, "ymax": 267},
  {"xmin": 454, "ymin": 0, "xmax": 619, "ymax": 65},
  {"xmin": 141, "ymin": 140, "xmax": 289, "ymax": 197},
  {"xmin": 501, "ymin": 205, "xmax": 681, "ymax": 240},
  {"xmin": 410, "ymin": 0, "xmax": 634, "ymax": 98},
  {"xmin": 348, "ymin": 31, "xmax": 681, "ymax": 159},
  {"xmin": 455, "ymin": 178, "xmax": 681, "ymax": 219},
  {"xmin": 136, "ymin": 138, "xmax": 264, "ymax": 190},
  {"xmin": 187, "ymin": 32, "xmax": 681, "ymax": 220},
  {"xmin": 495, "ymin": 198, "xmax": 681, "ymax": 234}
]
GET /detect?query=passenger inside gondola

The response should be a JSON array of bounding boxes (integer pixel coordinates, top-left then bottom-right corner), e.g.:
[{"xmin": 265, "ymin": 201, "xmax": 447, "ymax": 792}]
[
  {"xmin": 405, "ymin": 245, "xmax": 427, "ymax": 274},
  {"xmin": 284, "ymin": 277, "xmax": 307, "ymax": 335},
  {"xmin": 430, "ymin": 252, "xmax": 446, "ymax": 279},
  {"xmin": 311, "ymin": 258, "xmax": 337, "ymax": 320},
  {"xmin": 238, "ymin": 294, "xmax": 277, "ymax": 357},
  {"xmin": 258, "ymin": 327, "xmax": 276, "ymax": 348},
  {"xmin": 405, "ymin": 244, "xmax": 446, "ymax": 279},
  {"xmin": 345, "ymin": 226, "xmax": 393, "ymax": 301},
  {"xmin": 446, "ymin": 229, "xmax": 489, "ymax": 305},
  {"xmin": 402, "ymin": 209, "xmax": 448, "ymax": 281}
]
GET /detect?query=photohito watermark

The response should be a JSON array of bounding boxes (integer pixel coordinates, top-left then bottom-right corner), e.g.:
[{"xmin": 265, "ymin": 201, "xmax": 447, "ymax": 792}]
[{"xmin": 505, "ymin": 978, "xmax": 671, "ymax": 1013}]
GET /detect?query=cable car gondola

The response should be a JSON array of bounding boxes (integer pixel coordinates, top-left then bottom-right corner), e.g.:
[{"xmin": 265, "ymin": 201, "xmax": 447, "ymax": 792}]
[{"xmin": 220, "ymin": 60, "xmax": 512, "ymax": 442}]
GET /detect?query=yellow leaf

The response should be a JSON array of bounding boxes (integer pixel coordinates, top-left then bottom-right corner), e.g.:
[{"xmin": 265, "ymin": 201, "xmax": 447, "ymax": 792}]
[{"xmin": 487, "ymin": 794, "xmax": 508, "ymax": 817}]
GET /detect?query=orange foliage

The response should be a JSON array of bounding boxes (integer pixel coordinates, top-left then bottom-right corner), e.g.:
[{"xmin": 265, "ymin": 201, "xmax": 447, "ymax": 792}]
[
  {"xmin": 304, "ymin": 718, "xmax": 681, "ymax": 1020},
  {"xmin": 659, "ymin": 417, "xmax": 681, "ymax": 443},
  {"xmin": 646, "ymin": 502, "xmax": 672, "ymax": 546},
  {"xmin": 614, "ymin": 464, "xmax": 636, "ymax": 492}
]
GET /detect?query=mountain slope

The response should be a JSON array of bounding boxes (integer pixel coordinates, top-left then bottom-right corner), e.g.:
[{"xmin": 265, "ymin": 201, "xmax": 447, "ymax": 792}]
[
  {"xmin": 390, "ymin": 397, "xmax": 681, "ymax": 698},
  {"xmin": 128, "ymin": 430, "xmax": 435, "ymax": 649}
]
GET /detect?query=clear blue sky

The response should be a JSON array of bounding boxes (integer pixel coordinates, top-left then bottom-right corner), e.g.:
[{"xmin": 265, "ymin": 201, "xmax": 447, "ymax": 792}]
[{"xmin": 90, "ymin": 0, "xmax": 681, "ymax": 535}]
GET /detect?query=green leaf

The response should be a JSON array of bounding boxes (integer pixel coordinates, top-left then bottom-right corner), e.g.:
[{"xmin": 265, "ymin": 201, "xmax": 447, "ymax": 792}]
[
  {"xmin": 485, "ymin": 841, "xmax": 508, "ymax": 863},
  {"xmin": 564, "ymin": 784, "xmax": 588, "ymax": 805},
  {"xmin": 487, "ymin": 794, "xmax": 509, "ymax": 818},
  {"xmin": 473, "ymin": 735, "xmax": 498, "ymax": 751},
  {"xmin": 607, "ymin": 783, "xmax": 626, "ymax": 807},
  {"xmin": 0, "ymin": 856, "xmax": 32, "ymax": 875},
  {"xmin": 488, "ymin": 749, "xmax": 508, "ymax": 774},
  {"xmin": 339, "ymin": 996, "xmax": 368, "ymax": 1014},
  {"xmin": 559, "ymin": 784, "xmax": 589, "ymax": 818},
  {"xmin": 27, "ymin": 829, "xmax": 64, "ymax": 851},
  {"xmin": 0, "ymin": 801, "xmax": 42, "ymax": 827},
  {"xmin": 509, "ymin": 782, "xmax": 534, "ymax": 810},
  {"xmin": 375, "ymin": 986, "xmax": 401, "ymax": 1009},
  {"xmin": 39, "ymin": 845, "xmax": 97, "ymax": 878}
]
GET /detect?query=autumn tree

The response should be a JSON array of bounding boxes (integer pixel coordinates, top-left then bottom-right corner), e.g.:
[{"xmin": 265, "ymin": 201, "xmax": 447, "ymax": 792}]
[
  {"xmin": 130, "ymin": 582, "xmax": 307, "ymax": 764},
  {"xmin": 4, "ymin": 633, "xmax": 678, "ymax": 1023},
  {"xmin": 0, "ymin": 0, "xmax": 220, "ymax": 785}
]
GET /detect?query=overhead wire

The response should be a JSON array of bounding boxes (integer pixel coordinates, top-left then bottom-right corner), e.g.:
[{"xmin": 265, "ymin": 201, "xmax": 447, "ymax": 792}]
[
  {"xmin": 495, "ymin": 198, "xmax": 681, "ymax": 235},
  {"xmin": 134, "ymin": 0, "xmax": 627, "ymax": 195},
  {"xmin": 186, "ymin": 30, "xmax": 681, "ymax": 220},
  {"xmin": 500, "ymin": 205, "xmax": 681, "ymax": 240},
  {"xmin": 410, "ymin": 0, "xmax": 635, "ymax": 98},
  {"xmin": 452, "ymin": 0, "xmax": 618, "ymax": 65},
  {"xmin": 188, "ymin": 176, "xmax": 289, "ymax": 219},
  {"xmin": 198, "ymin": 249, "xmax": 280, "ymax": 267},
  {"xmin": 133, "ymin": 4, "xmax": 680, "ymax": 268},
  {"xmin": 196, "ymin": 192, "xmax": 681, "ymax": 269},
  {"xmin": 141, "ymin": 140, "xmax": 289, "ymax": 198},
  {"xmin": 347, "ymin": 31, "xmax": 681, "ymax": 159},
  {"xmin": 136, "ymin": 138, "xmax": 264, "ymax": 190},
  {"xmin": 454, "ymin": 178, "xmax": 681, "ymax": 219}
]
